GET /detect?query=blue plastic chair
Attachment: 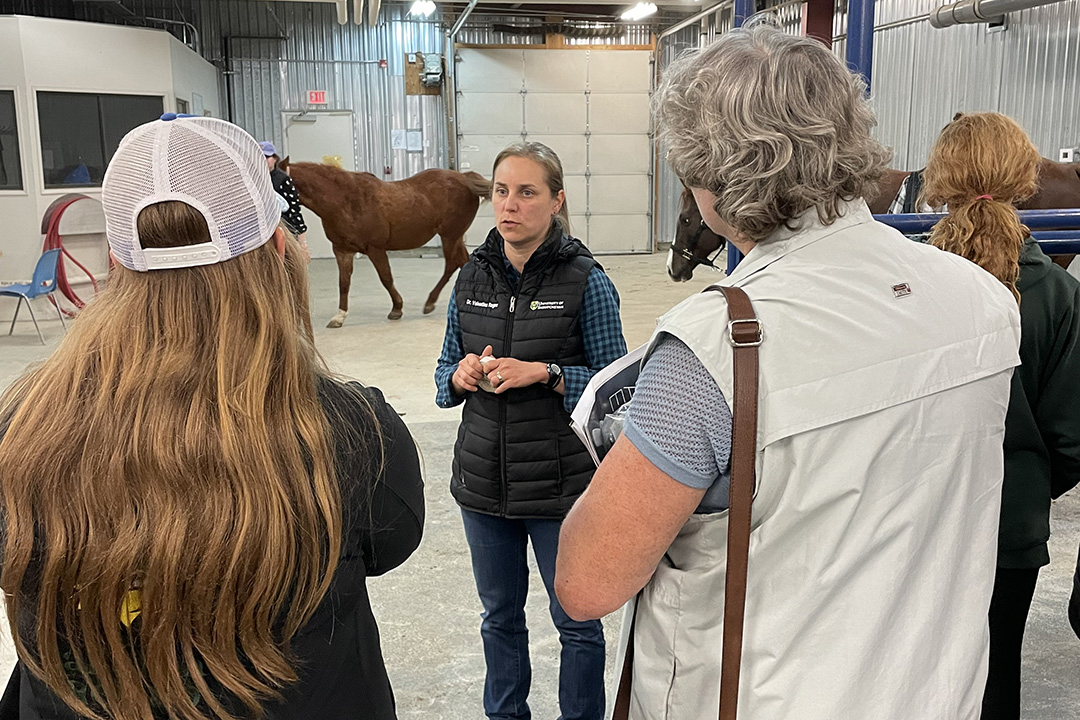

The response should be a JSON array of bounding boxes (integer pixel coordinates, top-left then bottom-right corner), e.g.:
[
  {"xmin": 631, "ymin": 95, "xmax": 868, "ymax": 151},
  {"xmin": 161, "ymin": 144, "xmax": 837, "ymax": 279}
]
[{"xmin": 1, "ymin": 249, "xmax": 68, "ymax": 345}]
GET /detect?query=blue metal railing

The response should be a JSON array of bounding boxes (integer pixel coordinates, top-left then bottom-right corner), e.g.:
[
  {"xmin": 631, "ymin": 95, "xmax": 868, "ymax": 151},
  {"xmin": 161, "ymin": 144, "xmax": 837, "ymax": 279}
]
[
  {"xmin": 874, "ymin": 209, "xmax": 1080, "ymax": 233},
  {"xmin": 874, "ymin": 210, "xmax": 1080, "ymax": 255}
]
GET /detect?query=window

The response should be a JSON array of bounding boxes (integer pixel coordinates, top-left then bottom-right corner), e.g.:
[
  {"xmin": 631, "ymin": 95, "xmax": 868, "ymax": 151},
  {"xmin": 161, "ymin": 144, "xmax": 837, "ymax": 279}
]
[
  {"xmin": 176, "ymin": 98, "xmax": 189, "ymax": 114},
  {"xmin": 0, "ymin": 90, "xmax": 22, "ymax": 191},
  {"xmin": 37, "ymin": 92, "xmax": 163, "ymax": 188}
]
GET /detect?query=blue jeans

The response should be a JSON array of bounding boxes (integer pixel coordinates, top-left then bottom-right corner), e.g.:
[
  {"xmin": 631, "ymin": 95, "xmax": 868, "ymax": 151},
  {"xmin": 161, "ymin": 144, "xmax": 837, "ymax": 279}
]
[{"xmin": 461, "ymin": 508, "xmax": 605, "ymax": 720}]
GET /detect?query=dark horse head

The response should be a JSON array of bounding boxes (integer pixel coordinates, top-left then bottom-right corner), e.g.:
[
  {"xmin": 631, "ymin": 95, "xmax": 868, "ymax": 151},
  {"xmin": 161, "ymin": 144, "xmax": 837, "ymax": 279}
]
[{"xmin": 668, "ymin": 185, "xmax": 727, "ymax": 282}]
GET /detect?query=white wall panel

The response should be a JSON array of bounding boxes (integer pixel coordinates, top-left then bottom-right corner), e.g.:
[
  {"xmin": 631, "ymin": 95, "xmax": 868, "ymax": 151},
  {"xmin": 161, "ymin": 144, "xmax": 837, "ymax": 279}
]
[
  {"xmin": 459, "ymin": 93, "xmax": 522, "ymax": 135},
  {"xmin": 587, "ymin": 51, "xmax": 652, "ymax": 93},
  {"xmin": 458, "ymin": 134, "xmax": 523, "ymax": 175},
  {"xmin": 564, "ymin": 175, "xmax": 588, "ymax": 212},
  {"xmin": 527, "ymin": 134, "xmax": 588, "ymax": 175},
  {"xmin": 524, "ymin": 93, "xmax": 586, "ymax": 134},
  {"xmin": 457, "ymin": 47, "xmax": 653, "ymax": 253},
  {"xmin": 523, "ymin": 51, "xmax": 588, "ymax": 92},
  {"xmin": 589, "ymin": 94, "xmax": 650, "ymax": 134},
  {"xmin": 589, "ymin": 135, "xmax": 651, "ymax": 175},
  {"xmin": 569, "ymin": 215, "xmax": 589, "ymax": 245},
  {"xmin": 457, "ymin": 50, "xmax": 523, "ymax": 92},
  {"xmin": 589, "ymin": 175, "xmax": 650, "ymax": 215},
  {"xmin": 589, "ymin": 215, "xmax": 650, "ymax": 253}
]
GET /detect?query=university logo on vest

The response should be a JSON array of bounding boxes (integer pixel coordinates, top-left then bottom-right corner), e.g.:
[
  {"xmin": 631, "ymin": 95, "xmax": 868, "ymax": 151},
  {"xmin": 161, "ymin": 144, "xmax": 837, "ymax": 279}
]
[
  {"xmin": 529, "ymin": 300, "xmax": 565, "ymax": 311},
  {"xmin": 466, "ymin": 298, "xmax": 499, "ymax": 309}
]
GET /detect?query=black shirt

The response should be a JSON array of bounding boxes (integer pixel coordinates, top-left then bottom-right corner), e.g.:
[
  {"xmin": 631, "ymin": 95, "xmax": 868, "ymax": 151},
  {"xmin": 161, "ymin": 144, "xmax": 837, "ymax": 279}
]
[
  {"xmin": 271, "ymin": 167, "xmax": 308, "ymax": 235},
  {"xmin": 0, "ymin": 381, "xmax": 424, "ymax": 720}
]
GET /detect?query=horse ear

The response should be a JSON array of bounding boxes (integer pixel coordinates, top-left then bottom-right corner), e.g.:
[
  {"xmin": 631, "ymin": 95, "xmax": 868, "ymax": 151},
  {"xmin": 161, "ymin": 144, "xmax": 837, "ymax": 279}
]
[{"xmin": 279, "ymin": 156, "xmax": 291, "ymax": 172}]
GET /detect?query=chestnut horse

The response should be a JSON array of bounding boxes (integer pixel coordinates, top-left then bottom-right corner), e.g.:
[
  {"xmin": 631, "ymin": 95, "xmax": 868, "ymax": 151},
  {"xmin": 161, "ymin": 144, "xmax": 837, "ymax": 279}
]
[
  {"xmin": 280, "ymin": 159, "xmax": 491, "ymax": 325},
  {"xmin": 867, "ymin": 159, "xmax": 1080, "ymax": 214},
  {"xmin": 671, "ymin": 161, "xmax": 1080, "ymax": 282}
]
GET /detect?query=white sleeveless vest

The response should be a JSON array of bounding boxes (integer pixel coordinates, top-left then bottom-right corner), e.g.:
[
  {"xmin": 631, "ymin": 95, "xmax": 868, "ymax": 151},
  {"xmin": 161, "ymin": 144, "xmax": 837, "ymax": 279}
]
[{"xmin": 624, "ymin": 200, "xmax": 1021, "ymax": 720}]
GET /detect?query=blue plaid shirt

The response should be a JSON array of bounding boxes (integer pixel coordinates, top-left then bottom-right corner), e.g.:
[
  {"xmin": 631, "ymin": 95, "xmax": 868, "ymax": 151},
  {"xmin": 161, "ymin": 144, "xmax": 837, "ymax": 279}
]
[{"xmin": 435, "ymin": 254, "xmax": 627, "ymax": 413}]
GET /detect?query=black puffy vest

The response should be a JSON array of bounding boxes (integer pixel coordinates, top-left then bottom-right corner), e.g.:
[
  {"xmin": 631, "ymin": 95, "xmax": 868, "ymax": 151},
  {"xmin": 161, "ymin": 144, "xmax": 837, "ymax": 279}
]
[{"xmin": 451, "ymin": 228, "xmax": 599, "ymax": 518}]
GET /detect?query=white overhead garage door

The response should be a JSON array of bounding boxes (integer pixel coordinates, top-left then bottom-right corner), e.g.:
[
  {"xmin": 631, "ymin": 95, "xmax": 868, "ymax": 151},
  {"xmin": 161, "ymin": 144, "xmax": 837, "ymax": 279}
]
[{"xmin": 456, "ymin": 48, "xmax": 652, "ymax": 254}]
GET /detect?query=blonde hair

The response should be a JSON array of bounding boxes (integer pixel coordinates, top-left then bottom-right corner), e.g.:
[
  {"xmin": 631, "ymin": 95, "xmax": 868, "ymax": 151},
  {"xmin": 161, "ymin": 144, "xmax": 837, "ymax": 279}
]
[
  {"xmin": 655, "ymin": 25, "xmax": 890, "ymax": 243},
  {"xmin": 923, "ymin": 113, "xmax": 1040, "ymax": 303},
  {"xmin": 0, "ymin": 201, "xmax": 357, "ymax": 720},
  {"xmin": 493, "ymin": 142, "xmax": 572, "ymax": 234}
]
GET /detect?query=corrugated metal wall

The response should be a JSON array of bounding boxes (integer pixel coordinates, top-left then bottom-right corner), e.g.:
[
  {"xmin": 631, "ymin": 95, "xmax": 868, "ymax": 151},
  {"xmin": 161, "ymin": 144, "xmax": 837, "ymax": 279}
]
[
  {"xmin": 10, "ymin": 0, "xmax": 1080, "ymax": 243},
  {"xmin": 0, "ymin": 0, "xmax": 449, "ymax": 179},
  {"xmin": 858, "ymin": 0, "xmax": 1080, "ymax": 170},
  {"xmin": 214, "ymin": 2, "xmax": 448, "ymax": 180},
  {"xmin": 655, "ymin": 0, "xmax": 1080, "ymax": 240},
  {"xmin": 229, "ymin": 5, "xmax": 447, "ymax": 179}
]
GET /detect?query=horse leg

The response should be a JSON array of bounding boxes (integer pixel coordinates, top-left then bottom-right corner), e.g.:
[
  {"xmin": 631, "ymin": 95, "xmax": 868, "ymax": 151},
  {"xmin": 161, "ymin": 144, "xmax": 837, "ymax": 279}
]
[
  {"xmin": 368, "ymin": 248, "xmax": 404, "ymax": 321},
  {"xmin": 425, "ymin": 234, "xmax": 470, "ymax": 314},
  {"xmin": 328, "ymin": 250, "xmax": 354, "ymax": 328}
]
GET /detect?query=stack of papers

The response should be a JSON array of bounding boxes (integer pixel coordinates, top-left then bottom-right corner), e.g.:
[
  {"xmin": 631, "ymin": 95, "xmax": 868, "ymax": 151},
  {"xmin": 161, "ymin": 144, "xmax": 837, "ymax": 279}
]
[{"xmin": 569, "ymin": 344, "xmax": 648, "ymax": 466}]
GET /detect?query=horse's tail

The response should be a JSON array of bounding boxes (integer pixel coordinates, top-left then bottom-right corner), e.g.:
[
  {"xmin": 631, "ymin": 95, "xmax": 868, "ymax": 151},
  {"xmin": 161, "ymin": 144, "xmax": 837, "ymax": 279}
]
[{"xmin": 461, "ymin": 171, "xmax": 492, "ymax": 201}]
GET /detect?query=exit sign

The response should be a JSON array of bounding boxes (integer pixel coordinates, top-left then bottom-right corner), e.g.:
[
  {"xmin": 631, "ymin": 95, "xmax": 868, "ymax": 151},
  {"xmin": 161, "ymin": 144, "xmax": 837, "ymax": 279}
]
[{"xmin": 308, "ymin": 90, "xmax": 328, "ymax": 105}]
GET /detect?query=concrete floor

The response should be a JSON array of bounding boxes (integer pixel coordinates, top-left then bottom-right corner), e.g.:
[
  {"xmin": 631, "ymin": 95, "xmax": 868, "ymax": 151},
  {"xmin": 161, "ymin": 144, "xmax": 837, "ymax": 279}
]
[{"xmin": 1, "ymin": 251, "xmax": 1079, "ymax": 719}]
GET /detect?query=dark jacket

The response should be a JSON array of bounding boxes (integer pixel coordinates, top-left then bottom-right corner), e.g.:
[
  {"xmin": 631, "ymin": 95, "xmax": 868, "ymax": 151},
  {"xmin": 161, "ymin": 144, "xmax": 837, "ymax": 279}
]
[
  {"xmin": 451, "ymin": 228, "xmax": 598, "ymax": 519},
  {"xmin": 998, "ymin": 238, "xmax": 1080, "ymax": 568},
  {"xmin": 0, "ymin": 381, "xmax": 424, "ymax": 720},
  {"xmin": 270, "ymin": 167, "xmax": 308, "ymax": 235}
]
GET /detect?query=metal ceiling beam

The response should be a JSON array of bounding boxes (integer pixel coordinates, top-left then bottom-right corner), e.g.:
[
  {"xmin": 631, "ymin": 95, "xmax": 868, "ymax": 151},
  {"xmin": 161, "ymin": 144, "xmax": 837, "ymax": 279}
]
[{"xmin": 657, "ymin": 0, "xmax": 730, "ymax": 39}]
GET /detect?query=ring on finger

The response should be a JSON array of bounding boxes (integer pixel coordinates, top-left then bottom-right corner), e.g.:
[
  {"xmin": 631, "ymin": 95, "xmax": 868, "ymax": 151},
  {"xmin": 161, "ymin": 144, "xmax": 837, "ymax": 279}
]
[{"xmin": 497, "ymin": 370, "xmax": 504, "ymax": 381}]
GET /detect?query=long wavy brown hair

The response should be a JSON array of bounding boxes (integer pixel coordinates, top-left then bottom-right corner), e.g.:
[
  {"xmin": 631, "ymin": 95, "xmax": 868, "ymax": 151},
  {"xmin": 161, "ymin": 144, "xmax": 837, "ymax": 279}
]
[
  {"xmin": 0, "ymin": 202, "xmax": 349, "ymax": 720},
  {"xmin": 922, "ymin": 112, "xmax": 1041, "ymax": 302}
]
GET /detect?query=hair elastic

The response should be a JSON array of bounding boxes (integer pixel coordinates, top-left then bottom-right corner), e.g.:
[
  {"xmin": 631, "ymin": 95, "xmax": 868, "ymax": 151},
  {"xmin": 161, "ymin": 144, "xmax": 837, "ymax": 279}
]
[{"xmin": 974, "ymin": 194, "xmax": 994, "ymax": 201}]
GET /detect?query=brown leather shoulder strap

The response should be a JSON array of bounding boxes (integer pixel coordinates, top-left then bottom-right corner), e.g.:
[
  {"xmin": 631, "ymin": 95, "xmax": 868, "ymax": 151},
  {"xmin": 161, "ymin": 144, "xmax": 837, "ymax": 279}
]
[
  {"xmin": 710, "ymin": 284, "xmax": 759, "ymax": 720},
  {"xmin": 612, "ymin": 284, "xmax": 760, "ymax": 720}
]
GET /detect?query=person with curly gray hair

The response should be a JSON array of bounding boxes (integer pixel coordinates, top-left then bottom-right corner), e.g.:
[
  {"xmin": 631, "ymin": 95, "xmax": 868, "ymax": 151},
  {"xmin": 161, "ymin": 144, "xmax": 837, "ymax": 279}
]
[{"xmin": 556, "ymin": 25, "xmax": 1022, "ymax": 720}]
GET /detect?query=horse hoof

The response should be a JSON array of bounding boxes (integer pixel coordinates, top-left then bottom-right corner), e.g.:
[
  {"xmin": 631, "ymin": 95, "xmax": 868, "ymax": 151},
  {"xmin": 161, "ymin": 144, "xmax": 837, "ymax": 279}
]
[
  {"xmin": 423, "ymin": 302, "xmax": 436, "ymax": 314},
  {"xmin": 387, "ymin": 309, "xmax": 403, "ymax": 321},
  {"xmin": 326, "ymin": 318, "xmax": 343, "ymax": 329}
]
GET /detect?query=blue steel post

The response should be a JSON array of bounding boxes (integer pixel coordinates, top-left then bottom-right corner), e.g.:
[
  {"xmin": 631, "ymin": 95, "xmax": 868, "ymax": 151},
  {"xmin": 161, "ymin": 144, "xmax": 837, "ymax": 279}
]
[
  {"xmin": 845, "ymin": 0, "xmax": 876, "ymax": 92},
  {"xmin": 733, "ymin": 0, "xmax": 755, "ymax": 26},
  {"xmin": 725, "ymin": 0, "xmax": 756, "ymax": 275}
]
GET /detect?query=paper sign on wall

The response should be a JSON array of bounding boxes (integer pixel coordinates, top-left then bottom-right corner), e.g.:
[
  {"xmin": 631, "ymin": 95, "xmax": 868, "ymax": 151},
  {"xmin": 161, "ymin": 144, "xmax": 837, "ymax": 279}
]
[{"xmin": 391, "ymin": 129, "xmax": 407, "ymax": 150}]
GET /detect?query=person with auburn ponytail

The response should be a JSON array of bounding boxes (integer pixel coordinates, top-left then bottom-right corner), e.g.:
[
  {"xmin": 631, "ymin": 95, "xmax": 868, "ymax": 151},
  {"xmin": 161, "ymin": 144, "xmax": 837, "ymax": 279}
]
[
  {"xmin": 0, "ymin": 115, "xmax": 424, "ymax": 720},
  {"xmin": 923, "ymin": 112, "xmax": 1080, "ymax": 720}
]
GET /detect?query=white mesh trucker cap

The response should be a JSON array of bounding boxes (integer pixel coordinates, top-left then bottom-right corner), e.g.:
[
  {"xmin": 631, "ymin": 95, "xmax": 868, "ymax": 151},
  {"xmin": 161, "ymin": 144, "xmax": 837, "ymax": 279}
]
[{"xmin": 102, "ymin": 114, "xmax": 282, "ymax": 272}]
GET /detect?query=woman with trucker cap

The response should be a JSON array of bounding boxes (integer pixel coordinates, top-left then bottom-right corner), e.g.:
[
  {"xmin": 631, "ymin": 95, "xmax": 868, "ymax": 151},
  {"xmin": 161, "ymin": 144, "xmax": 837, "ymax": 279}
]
[{"xmin": 0, "ymin": 114, "xmax": 424, "ymax": 720}]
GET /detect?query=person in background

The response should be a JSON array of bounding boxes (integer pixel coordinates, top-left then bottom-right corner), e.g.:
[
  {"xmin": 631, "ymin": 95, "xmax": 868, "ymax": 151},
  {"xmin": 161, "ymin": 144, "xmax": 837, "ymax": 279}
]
[
  {"xmin": 434, "ymin": 141, "xmax": 626, "ymax": 720},
  {"xmin": 0, "ymin": 116, "xmax": 423, "ymax": 720},
  {"xmin": 555, "ymin": 25, "xmax": 1022, "ymax": 720},
  {"xmin": 921, "ymin": 112, "xmax": 1080, "ymax": 720},
  {"xmin": 260, "ymin": 140, "xmax": 310, "ymax": 262}
]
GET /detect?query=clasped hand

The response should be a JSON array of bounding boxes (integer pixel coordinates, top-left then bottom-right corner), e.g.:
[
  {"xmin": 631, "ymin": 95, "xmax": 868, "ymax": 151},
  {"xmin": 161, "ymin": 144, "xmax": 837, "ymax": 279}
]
[{"xmin": 451, "ymin": 345, "xmax": 547, "ymax": 395}]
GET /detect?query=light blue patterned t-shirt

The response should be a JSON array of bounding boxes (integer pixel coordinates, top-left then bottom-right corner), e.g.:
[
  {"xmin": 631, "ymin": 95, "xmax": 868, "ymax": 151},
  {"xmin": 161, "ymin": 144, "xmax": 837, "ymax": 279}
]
[{"xmin": 622, "ymin": 333, "xmax": 733, "ymax": 513}]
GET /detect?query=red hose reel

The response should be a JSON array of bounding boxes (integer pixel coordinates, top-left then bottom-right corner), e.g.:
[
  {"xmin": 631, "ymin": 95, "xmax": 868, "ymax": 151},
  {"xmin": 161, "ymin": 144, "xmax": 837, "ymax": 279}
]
[{"xmin": 39, "ymin": 194, "xmax": 101, "ymax": 317}]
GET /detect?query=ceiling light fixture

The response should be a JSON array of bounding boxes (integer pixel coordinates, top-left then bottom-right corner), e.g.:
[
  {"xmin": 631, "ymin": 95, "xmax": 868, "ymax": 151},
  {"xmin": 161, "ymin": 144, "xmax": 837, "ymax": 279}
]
[
  {"xmin": 409, "ymin": 0, "xmax": 436, "ymax": 17},
  {"xmin": 620, "ymin": 3, "xmax": 657, "ymax": 21}
]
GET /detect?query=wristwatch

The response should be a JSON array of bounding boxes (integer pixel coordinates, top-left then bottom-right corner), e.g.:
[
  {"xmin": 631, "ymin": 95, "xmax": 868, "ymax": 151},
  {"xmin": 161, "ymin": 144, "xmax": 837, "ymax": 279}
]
[{"xmin": 545, "ymin": 363, "xmax": 563, "ymax": 389}]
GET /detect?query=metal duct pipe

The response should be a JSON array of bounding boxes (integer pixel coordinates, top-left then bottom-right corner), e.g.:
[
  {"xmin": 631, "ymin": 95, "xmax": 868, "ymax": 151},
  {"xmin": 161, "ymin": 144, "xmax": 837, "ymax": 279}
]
[
  {"xmin": 450, "ymin": 0, "xmax": 481, "ymax": 37},
  {"xmin": 930, "ymin": 0, "xmax": 1065, "ymax": 28}
]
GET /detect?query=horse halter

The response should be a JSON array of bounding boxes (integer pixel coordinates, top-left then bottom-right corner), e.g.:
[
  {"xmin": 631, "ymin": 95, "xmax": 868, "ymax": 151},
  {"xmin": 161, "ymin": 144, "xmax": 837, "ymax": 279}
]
[{"xmin": 675, "ymin": 220, "xmax": 726, "ymax": 272}]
